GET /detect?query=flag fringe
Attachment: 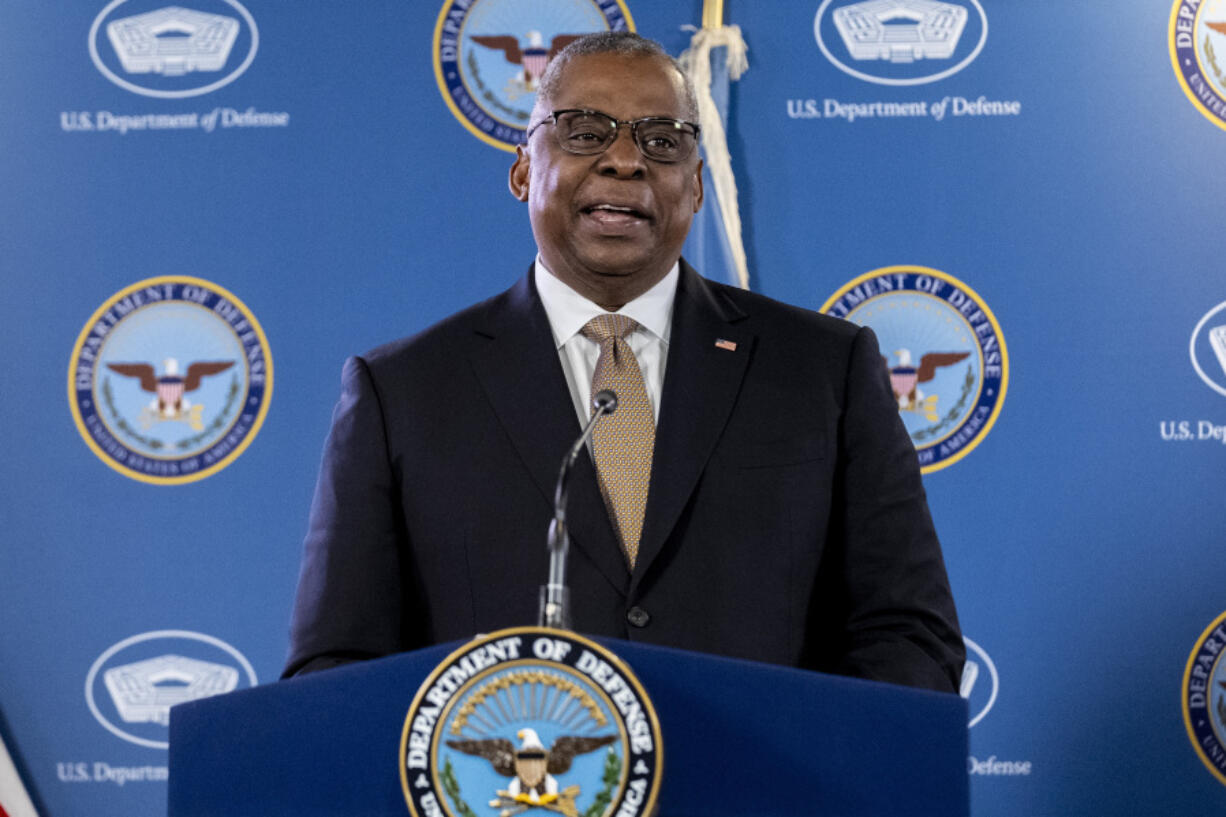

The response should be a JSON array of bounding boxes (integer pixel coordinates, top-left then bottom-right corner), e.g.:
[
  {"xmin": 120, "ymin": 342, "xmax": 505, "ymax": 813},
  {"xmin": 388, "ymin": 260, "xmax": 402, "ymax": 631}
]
[{"xmin": 678, "ymin": 25, "xmax": 750, "ymax": 290}]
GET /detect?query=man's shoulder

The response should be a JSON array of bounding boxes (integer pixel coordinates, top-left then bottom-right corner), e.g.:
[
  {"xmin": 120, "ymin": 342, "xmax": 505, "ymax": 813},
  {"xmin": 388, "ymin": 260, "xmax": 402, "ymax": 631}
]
[
  {"xmin": 359, "ymin": 279, "xmax": 524, "ymax": 373},
  {"xmin": 695, "ymin": 274, "xmax": 860, "ymax": 341}
]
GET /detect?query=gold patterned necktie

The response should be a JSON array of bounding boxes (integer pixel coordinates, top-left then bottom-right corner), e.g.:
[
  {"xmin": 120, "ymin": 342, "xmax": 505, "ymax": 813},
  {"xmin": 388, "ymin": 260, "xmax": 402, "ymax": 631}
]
[{"xmin": 581, "ymin": 314, "xmax": 656, "ymax": 569}]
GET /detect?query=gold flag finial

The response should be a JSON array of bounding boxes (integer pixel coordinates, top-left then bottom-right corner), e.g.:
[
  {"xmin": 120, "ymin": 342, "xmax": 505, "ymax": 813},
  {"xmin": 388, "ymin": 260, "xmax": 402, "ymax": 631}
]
[{"xmin": 702, "ymin": 0, "xmax": 724, "ymax": 30}]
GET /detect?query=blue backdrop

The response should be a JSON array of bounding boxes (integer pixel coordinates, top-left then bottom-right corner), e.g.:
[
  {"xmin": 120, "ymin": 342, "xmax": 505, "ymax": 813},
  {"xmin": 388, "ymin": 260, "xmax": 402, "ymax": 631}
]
[{"xmin": 2, "ymin": 1, "xmax": 1225, "ymax": 815}]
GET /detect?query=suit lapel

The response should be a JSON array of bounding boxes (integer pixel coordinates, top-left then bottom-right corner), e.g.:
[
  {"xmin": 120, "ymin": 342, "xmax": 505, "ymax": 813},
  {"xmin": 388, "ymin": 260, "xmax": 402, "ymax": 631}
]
[
  {"xmin": 633, "ymin": 262, "xmax": 754, "ymax": 590},
  {"xmin": 467, "ymin": 268, "xmax": 631, "ymax": 596}
]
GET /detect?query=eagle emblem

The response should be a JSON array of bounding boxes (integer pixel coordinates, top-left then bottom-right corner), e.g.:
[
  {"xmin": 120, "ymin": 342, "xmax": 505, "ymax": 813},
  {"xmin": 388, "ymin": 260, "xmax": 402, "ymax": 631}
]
[
  {"xmin": 446, "ymin": 728, "xmax": 615, "ymax": 817},
  {"xmin": 883, "ymin": 348, "xmax": 970, "ymax": 421},
  {"xmin": 470, "ymin": 31, "xmax": 582, "ymax": 99},
  {"xmin": 106, "ymin": 357, "xmax": 235, "ymax": 430},
  {"xmin": 822, "ymin": 265, "xmax": 1007, "ymax": 473},
  {"xmin": 400, "ymin": 629, "xmax": 661, "ymax": 817}
]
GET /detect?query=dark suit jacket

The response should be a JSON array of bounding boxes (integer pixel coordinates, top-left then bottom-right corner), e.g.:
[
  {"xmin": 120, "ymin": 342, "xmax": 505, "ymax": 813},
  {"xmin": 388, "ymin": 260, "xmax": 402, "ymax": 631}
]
[{"xmin": 285, "ymin": 262, "xmax": 963, "ymax": 691}]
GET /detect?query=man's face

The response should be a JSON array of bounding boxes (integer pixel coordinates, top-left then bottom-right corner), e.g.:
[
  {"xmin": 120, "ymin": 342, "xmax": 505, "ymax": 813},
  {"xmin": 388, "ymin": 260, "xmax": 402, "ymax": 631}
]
[{"xmin": 509, "ymin": 53, "xmax": 703, "ymax": 307}]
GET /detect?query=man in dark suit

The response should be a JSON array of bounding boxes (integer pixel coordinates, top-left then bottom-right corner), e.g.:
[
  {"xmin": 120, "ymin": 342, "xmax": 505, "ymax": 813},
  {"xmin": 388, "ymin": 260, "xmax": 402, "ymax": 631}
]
[{"xmin": 284, "ymin": 33, "xmax": 963, "ymax": 692}]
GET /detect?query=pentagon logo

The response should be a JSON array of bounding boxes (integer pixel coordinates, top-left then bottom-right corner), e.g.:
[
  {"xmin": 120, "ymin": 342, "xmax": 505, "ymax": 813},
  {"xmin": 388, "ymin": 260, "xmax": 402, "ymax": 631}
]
[
  {"xmin": 960, "ymin": 636, "xmax": 999, "ymax": 728},
  {"xmin": 68, "ymin": 275, "xmax": 272, "ymax": 485},
  {"xmin": 1190, "ymin": 300, "xmax": 1226, "ymax": 398},
  {"xmin": 432, "ymin": 0, "xmax": 635, "ymax": 152},
  {"xmin": 104, "ymin": 654, "xmax": 239, "ymax": 725},
  {"xmin": 1183, "ymin": 611, "xmax": 1226, "ymax": 786},
  {"xmin": 814, "ymin": 0, "xmax": 988, "ymax": 86},
  {"xmin": 822, "ymin": 265, "xmax": 1008, "ymax": 473},
  {"xmin": 85, "ymin": 630, "xmax": 257, "ymax": 749},
  {"xmin": 400, "ymin": 628, "xmax": 662, "ymax": 817},
  {"xmin": 89, "ymin": 0, "xmax": 259, "ymax": 98}
]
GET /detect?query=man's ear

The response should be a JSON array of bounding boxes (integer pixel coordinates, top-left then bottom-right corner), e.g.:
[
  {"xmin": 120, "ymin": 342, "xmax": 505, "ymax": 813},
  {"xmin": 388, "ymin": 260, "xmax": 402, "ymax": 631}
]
[
  {"xmin": 509, "ymin": 145, "xmax": 530, "ymax": 202},
  {"xmin": 691, "ymin": 157, "xmax": 704, "ymax": 213}
]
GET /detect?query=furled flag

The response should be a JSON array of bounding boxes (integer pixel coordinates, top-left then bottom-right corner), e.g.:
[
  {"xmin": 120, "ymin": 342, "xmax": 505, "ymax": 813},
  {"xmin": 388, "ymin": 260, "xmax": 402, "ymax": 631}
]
[
  {"xmin": 0, "ymin": 732, "xmax": 38, "ymax": 817},
  {"xmin": 679, "ymin": 16, "xmax": 750, "ymax": 289}
]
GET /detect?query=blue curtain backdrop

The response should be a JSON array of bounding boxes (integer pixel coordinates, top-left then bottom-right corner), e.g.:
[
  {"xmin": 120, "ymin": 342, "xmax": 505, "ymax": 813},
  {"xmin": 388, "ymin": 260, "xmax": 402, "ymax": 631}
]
[{"xmin": 2, "ymin": 2, "xmax": 1225, "ymax": 815}]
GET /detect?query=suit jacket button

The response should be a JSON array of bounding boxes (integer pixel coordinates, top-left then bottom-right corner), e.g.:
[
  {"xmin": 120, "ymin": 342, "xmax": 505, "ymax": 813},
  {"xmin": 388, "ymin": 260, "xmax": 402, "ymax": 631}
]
[{"xmin": 626, "ymin": 606, "xmax": 650, "ymax": 628}]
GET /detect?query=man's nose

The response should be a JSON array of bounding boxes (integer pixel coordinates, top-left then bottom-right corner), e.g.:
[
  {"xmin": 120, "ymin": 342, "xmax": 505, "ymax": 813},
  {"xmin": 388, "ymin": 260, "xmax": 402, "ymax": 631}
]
[{"xmin": 596, "ymin": 125, "xmax": 646, "ymax": 177}]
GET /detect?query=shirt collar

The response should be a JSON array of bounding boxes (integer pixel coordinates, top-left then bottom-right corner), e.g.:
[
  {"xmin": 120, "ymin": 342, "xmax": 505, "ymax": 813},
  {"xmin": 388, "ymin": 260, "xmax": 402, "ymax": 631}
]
[{"xmin": 534, "ymin": 254, "xmax": 678, "ymax": 349}]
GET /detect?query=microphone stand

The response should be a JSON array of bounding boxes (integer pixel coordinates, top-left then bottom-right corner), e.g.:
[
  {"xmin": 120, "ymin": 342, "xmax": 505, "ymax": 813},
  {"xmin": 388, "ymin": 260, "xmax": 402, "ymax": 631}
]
[{"xmin": 539, "ymin": 389, "xmax": 617, "ymax": 629}]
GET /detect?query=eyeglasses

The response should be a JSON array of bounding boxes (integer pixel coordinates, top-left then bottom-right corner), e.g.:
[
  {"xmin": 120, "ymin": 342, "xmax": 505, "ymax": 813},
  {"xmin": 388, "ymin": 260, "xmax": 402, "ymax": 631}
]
[{"xmin": 526, "ymin": 109, "xmax": 701, "ymax": 163}]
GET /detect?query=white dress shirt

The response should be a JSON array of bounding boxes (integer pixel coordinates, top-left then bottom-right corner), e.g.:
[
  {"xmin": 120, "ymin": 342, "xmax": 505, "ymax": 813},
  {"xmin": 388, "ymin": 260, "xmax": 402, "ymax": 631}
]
[{"xmin": 534, "ymin": 255, "xmax": 677, "ymax": 428}]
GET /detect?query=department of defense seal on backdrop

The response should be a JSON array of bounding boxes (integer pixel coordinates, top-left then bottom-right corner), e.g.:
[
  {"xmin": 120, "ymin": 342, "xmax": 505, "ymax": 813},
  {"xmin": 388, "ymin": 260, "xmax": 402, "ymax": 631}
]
[
  {"xmin": 1170, "ymin": 0, "xmax": 1226, "ymax": 130},
  {"xmin": 432, "ymin": 0, "xmax": 635, "ymax": 152},
  {"xmin": 400, "ymin": 628, "xmax": 661, "ymax": 817},
  {"xmin": 1183, "ymin": 611, "xmax": 1226, "ymax": 787},
  {"xmin": 68, "ymin": 276, "xmax": 272, "ymax": 485},
  {"xmin": 821, "ymin": 265, "xmax": 1007, "ymax": 473}
]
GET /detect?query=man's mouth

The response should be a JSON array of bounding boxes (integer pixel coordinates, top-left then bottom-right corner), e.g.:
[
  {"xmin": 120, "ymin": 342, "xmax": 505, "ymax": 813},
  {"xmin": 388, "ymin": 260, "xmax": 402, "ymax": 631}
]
[{"xmin": 581, "ymin": 203, "xmax": 650, "ymax": 227}]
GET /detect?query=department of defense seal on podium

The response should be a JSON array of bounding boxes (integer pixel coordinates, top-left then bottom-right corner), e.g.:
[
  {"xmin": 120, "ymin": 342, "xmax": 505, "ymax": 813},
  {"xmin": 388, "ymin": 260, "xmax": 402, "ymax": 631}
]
[{"xmin": 400, "ymin": 628, "xmax": 662, "ymax": 817}]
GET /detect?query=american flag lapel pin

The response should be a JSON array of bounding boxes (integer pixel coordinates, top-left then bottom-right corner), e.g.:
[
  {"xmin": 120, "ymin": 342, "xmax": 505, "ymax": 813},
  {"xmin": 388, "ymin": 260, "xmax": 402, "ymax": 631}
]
[{"xmin": 714, "ymin": 338, "xmax": 737, "ymax": 352}]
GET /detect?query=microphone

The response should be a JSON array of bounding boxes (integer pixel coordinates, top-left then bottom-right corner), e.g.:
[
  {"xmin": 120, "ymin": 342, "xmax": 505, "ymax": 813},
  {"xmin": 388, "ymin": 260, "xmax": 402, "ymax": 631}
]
[{"xmin": 539, "ymin": 389, "xmax": 617, "ymax": 629}]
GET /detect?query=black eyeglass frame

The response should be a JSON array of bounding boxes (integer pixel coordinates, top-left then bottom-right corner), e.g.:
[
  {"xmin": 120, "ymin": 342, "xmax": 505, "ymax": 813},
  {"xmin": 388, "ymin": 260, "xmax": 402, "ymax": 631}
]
[{"xmin": 525, "ymin": 108, "xmax": 702, "ymax": 163}]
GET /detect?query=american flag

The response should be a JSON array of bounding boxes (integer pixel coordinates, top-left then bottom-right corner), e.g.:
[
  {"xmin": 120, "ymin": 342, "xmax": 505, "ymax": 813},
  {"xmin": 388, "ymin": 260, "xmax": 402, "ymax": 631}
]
[{"xmin": 0, "ymin": 732, "xmax": 39, "ymax": 817}]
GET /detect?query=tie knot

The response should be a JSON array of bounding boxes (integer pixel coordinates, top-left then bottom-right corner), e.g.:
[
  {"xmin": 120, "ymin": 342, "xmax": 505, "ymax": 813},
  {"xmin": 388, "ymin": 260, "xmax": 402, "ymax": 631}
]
[{"xmin": 581, "ymin": 314, "xmax": 639, "ymax": 344}]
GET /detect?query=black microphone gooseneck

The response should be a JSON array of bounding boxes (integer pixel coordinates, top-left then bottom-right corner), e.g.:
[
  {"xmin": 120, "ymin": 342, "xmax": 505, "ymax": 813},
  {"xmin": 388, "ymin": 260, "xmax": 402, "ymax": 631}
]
[{"xmin": 539, "ymin": 389, "xmax": 618, "ymax": 629}]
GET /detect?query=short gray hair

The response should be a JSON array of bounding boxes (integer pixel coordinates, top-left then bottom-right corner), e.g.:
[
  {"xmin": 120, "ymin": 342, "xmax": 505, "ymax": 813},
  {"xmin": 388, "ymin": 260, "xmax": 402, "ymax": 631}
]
[{"xmin": 533, "ymin": 31, "xmax": 699, "ymax": 122}]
